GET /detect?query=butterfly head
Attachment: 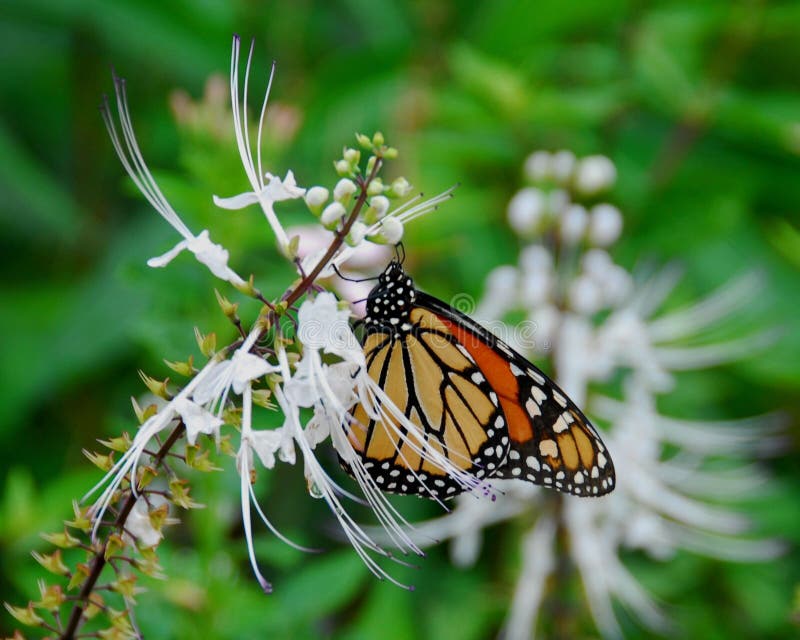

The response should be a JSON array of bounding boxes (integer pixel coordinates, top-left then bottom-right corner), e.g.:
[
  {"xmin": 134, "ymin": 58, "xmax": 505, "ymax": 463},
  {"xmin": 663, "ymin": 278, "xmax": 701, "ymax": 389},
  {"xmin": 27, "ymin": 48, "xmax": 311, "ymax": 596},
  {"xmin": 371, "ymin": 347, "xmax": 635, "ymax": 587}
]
[{"xmin": 363, "ymin": 261, "xmax": 416, "ymax": 333}]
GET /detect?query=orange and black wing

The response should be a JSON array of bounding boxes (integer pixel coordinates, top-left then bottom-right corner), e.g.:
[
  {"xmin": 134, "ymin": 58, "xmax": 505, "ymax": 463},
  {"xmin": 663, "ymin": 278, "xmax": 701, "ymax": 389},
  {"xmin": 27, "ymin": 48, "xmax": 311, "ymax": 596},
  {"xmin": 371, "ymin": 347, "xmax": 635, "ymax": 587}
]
[
  {"xmin": 416, "ymin": 291, "xmax": 615, "ymax": 497},
  {"xmin": 348, "ymin": 305, "xmax": 510, "ymax": 498}
]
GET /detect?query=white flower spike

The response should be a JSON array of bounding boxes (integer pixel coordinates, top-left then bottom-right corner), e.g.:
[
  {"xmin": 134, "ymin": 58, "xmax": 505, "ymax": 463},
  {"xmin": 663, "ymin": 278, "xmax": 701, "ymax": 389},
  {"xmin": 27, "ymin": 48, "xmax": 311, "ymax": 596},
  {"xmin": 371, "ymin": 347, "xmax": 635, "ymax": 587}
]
[
  {"xmin": 101, "ymin": 76, "xmax": 248, "ymax": 288},
  {"xmin": 212, "ymin": 36, "xmax": 306, "ymax": 256}
]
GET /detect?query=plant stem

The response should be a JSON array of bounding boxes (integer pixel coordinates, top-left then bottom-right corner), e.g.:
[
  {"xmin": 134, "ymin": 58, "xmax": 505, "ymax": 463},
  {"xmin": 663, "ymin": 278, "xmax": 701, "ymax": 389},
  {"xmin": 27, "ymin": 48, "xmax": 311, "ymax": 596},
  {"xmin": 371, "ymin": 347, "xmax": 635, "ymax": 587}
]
[{"xmin": 61, "ymin": 423, "xmax": 186, "ymax": 640}]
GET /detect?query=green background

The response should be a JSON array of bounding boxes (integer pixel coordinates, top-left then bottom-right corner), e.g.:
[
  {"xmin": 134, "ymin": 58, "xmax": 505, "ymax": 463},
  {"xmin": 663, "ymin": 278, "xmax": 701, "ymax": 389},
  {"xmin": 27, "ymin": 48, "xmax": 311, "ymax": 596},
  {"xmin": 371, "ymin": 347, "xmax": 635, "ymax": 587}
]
[{"xmin": 1, "ymin": 1, "xmax": 799, "ymax": 638}]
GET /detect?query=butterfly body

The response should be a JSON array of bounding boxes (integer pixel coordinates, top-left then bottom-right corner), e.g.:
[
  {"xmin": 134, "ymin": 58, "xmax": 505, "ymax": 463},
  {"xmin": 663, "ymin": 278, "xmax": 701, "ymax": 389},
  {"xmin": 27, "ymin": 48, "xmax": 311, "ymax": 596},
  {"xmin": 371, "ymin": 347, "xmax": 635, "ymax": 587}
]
[{"xmin": 346, "ymin": 261, "xmax": 615, "ymax": 499}]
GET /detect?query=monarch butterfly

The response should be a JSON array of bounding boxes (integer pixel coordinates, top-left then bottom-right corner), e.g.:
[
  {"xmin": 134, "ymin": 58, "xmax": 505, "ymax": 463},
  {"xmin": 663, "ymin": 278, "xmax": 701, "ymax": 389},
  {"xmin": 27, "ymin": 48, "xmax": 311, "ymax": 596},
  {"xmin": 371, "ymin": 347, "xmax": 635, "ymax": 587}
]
[{"xmin": 345, "ymin": 260, "xmax": 615, "ymax": 499}]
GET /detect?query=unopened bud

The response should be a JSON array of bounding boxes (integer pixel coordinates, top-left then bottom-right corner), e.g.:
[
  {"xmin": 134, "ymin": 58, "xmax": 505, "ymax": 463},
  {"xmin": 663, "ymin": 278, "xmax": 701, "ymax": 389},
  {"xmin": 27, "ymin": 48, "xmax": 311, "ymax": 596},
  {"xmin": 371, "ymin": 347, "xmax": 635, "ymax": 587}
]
[
  {"xmin": 333, "ymin": 178, "xmax": 357, "ymax": 205},
  {"xmin": 389, "ymin": 176, "xmax": 412, "ymax": 197},
  {"xmin": 371, "ymin": 216, "xmax": 404, "ymax": 244},
  {"xmin": 304, "ymin": 186, "xmax": 329, "ymax": 214},
  {"xmin": 355, "ymin": 132, "xmax": 372, "ymax": 149},
  {"xmin": 321, "ymin": 202, "xmax": 347, "ymax": 227},
  {"xmin": 334, "ymin": 159, "xmax": 351, "ymax": 176}
]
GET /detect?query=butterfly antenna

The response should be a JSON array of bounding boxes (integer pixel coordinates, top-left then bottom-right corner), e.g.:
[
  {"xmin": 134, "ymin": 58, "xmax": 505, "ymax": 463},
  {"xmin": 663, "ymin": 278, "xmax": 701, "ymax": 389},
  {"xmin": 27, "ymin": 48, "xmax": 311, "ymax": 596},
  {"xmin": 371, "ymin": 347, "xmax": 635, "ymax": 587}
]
[{"xmin": 332, "ymin": 264, "xmax": 379, "ymax": 283}]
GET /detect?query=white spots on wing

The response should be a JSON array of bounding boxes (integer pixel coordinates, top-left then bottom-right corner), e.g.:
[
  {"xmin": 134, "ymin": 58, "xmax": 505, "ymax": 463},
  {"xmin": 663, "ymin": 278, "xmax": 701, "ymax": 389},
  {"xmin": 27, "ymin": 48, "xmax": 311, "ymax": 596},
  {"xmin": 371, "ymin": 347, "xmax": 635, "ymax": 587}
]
[
  {"xmin": 539, "ymin": 439, "xmax": 558, "ymax": 458},
  {"xmin": 509, "ymin": 450, "xmax": 520, "ymax": 460},
  {"xmin": 390, "ymin": 469, "xmax": 400, "ymax": 477},
  {"xmin": 510, "ymin": 363, "xmax": 524, "ymax": 377},
  {"xmin": 525, "ymin": 398, "xmax": 541, "ymax": 417},
  {"xmin": 553, "ymin": 414, "xmax": 569, "ymax": 433},
  {"xmin": 528, "ymin": 369, "xmax": 545, "ymax": 385},
  {"xmin": 525, "ymin": 455, "xmax": 541, "ymax": 471},
  {"xmin": 489, "ymin": 391, "xmax": 498, "ymax": 405},
  {"xmin": 574, "ymin": 471, "xmax": 584, "ymax": 484},
  {"xmin": 471, "ymin": 371, "xmax": 486, "ymax": 384},
  {"xmin": 456, "ymin": 344, "xmax": 471, "ymax": 359},
  {"xmin": 511, "ymin": 467, "xmax": 521, "ymax": 476},
  {"xmin": 553, "ymin": 390, "xmax": 567, "ymax": 408},
  {"xmin": 591, "ymin": 466, "xmax": 599, "ymax": 479},
  {"xmin": 555, "ymin": 470, "xmax": 565, "ymax": 480},
  {"xmin": 495, "ymin": 415, "xmax": 505, "ymax": 428},
  {"xmin": 597, "ymin": 452, "xmax": 607, "ymax": 468},
  {"xmin": 531, "ymin": 386, "xmax": 547, "ymax": 405}
]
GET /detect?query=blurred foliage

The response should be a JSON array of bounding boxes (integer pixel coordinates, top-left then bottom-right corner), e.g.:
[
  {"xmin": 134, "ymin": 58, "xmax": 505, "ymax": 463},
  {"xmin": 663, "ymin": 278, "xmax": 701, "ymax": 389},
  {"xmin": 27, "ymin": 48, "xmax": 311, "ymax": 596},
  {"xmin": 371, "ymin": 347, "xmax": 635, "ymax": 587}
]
[{"xmin": 1, "ymin": 0, "xmax": 798, "ymax": 638}]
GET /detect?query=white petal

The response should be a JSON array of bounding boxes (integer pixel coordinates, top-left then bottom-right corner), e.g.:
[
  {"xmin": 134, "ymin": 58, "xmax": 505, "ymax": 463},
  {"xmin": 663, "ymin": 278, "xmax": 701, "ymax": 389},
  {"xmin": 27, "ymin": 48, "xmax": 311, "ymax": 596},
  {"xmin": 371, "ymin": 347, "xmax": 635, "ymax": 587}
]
[
  {"xmin": 174, "ymin": 397, "xmax": 224, "ymax": 445},
  {"xmin": 231, "ymin": 351, "xmax": 274, "ymax": 393},
  {"xmin": 262, "ymin": 170, "xmax": 306, "ymax": 201},
  {"xmin": 212, "ymin": 191, "xmax": 260, "ymax": 210},
  {"xmin": 147, "ymin": 239, "xmax": 189, "ymax": 268},
  {"xmin": 124, "ymin": 497, "xmax": 163, "ymax": 548}
]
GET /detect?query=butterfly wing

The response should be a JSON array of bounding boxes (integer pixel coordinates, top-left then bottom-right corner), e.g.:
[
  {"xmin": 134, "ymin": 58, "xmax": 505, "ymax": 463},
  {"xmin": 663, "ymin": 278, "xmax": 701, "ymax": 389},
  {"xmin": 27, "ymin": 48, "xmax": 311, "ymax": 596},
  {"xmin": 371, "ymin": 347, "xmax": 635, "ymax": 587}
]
[
  {"xmin": 346, "ymin": 306, "xmax": 510, "ymax": 499},
  {"xmin": 415, "ymin": 292, "xmax": 615, "ymax": 497}
]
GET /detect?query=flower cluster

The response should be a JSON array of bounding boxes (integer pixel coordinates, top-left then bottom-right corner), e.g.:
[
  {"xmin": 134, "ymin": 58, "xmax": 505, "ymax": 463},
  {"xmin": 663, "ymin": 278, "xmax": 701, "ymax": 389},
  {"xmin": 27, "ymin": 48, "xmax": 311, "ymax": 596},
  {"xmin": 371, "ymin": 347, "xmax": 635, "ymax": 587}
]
[
  {"xmin": 414, "ymin": 150, "xmax": 784, "ymax": 638},
  {"xmin": 5, "ymin": 36, "xmax": 469, "ymax": 639}
]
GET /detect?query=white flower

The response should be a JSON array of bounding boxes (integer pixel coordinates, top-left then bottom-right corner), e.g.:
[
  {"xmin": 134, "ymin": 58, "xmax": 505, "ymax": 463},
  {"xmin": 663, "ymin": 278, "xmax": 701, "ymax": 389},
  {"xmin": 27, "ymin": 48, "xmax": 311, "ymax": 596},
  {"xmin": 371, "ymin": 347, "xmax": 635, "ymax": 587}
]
[
  {"xmin": 192, "ymin": 328, "xmax": 276, "ymax": 414},
  {"xmin": 210, "ymin": 36, "xmax": 306, "ymax": 255},
  {"xmin": 507, "ymin": 187, "xmax": 545, "ymax": 234},
  {"xmin": 574, "ymin": 155, "xmax": 617, "ymax": 194},
  {"xmin": 589, "ymin": 203, "xmax": 623, "ymax": 246},
  {"xmin": 524, "ymin": 150, "xmax": 552, "ymax": 181},
  {"xmin": 172, "ymin": 397, "xmax": 224, "ymax": 445},
  {"xmin": 101, "ymin": 76, "xmax": 248, "ymax": 288},
  {"xmin": 146, "ymin": 229, "xmax": 246, "ymax": 287},
  {"xmin": 124, "ymin": 497, "xmax": 163, "ymax": 548},
  {"xmin": 405, "ymin": 156, "xmax": 782, "ymax": 639},
  {"xmin": 296, "ymin": 292, "xmax": 360, "ymax": 360}
]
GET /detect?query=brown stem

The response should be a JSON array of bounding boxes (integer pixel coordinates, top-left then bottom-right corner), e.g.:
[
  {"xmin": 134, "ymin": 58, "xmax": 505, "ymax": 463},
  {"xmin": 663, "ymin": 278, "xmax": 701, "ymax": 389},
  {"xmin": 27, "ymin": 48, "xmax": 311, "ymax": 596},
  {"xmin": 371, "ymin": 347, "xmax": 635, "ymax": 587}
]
[
  {"xmin": 60, "ymin": 423, "xmax": 186, "ymax": 640},
  {"xmin": 282, "ymin": 159, "xmax": 382, "ymax": 310}
]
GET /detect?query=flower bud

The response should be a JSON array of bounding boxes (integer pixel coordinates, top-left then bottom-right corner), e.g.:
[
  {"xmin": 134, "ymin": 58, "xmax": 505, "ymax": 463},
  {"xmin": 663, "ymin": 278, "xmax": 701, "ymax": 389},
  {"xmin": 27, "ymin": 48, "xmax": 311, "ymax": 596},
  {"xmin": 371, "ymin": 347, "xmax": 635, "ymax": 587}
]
[
  {"xmin": 320, "ymin": 202, "xmax": 347, "ymax": 227},
  {"xmin": 347, "ymin": 221, "xmax": 368, "ymax": 246},
  {"xmin": 333, "ymin": 178, "xmax": 357, "ymax": 205},
  {"xmin": 356, "ymin": 132, "xmax": 372, "ymax": 149},
  {"xmin": 559, "ymin": 204, "xmax": 588, "ymax": 245},
  {"xmin": 334, "ymin": 159, "xmax": 351, "ymax": 176},
  {"xmin": 569, "ymin": 275, "xmax": 604, "ymax": 315},
  {"xmin": 343, "ymin": 147, "xmax": 360, "ymax": 165},
  {"xmin": 372, "ymin": 131, "xmax": 385, "ymax": 146},
  {"xmin": 366, "ymin": 177, "xmax": 384, "ymax": 196},
  {"xmin": 370, "ymin": 195, "xmax": 390, "ymax": 217},
  {"xmin": 519, "ymin": 244, "xmax": 553, "ymax": 274},
  {"xmin": 588, "ymin": 203, "xmax": 623, "ymax": 246},
  {"xmin": 507, "ymin": 187, "xmax": 545, "ymax": 235},
  {"xmin": 524, "ymin": 151, "xmax": 552, "ymax": 182},
  {"xmin": 370, "ymin": 216, "xmax": 404, "ymax": 244},
  {"xmin": 389, "ymin": 176, "xmax": 412, "ymax": 197},
  {"xmin": 304, "ymin": 186, "xmax": 329, "ymax": 214},
  {"xmin": 574, "ymin": 155, "xmax": 617, "ymax": 194}
]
